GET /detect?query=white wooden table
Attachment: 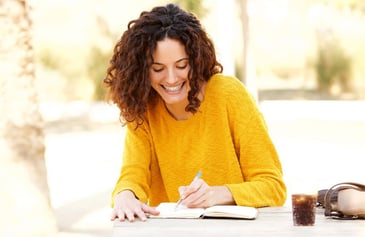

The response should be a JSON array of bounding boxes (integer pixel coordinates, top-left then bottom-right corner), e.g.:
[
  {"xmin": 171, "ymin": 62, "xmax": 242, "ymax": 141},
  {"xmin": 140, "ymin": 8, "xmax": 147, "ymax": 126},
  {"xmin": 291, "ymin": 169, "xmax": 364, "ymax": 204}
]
[{"xmin": 113, "ymin": 207, "xmax": 365, "ymax": 237}]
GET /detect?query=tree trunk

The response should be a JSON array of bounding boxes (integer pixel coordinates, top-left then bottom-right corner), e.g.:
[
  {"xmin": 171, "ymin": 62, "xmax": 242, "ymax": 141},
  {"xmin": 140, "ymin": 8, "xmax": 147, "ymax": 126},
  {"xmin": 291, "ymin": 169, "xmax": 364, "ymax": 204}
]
[
  {"xmin": 238, "ymin": 0, "xmax": 258, "ymax": 101},
  {"xmin": 0, "ymin": 0, "xmax": 57, "ymax": 236}
]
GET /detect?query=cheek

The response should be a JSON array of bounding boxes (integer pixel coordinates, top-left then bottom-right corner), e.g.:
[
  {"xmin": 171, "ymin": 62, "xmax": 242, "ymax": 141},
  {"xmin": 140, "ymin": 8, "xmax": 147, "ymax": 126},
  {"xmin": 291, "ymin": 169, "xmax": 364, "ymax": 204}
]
[
  {"xmin": 149, "ymin": 76, "xmax": 161, "ymax": 90},
  {"xmin": 149, "ymin": 71, "xmax": 159, "ymax": 84},
  {"xmin": 178, "ymin": 67, "xmax": 190, "ymax": 79},
  {"xmin": 149, "ymin": 78, "xmax": 158, "ymax": 88}
]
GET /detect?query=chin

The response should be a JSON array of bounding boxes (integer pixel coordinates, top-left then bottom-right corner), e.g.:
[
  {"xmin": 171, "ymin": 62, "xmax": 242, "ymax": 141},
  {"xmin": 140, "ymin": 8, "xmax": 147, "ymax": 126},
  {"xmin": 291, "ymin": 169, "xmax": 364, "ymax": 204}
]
[
  {"xmin": 160, "ymin": 91, "xmax": 188, "ymax": 104},
  {"xmin": 162, "ymin": 96, "xmax": 186, "ymax": 105}
]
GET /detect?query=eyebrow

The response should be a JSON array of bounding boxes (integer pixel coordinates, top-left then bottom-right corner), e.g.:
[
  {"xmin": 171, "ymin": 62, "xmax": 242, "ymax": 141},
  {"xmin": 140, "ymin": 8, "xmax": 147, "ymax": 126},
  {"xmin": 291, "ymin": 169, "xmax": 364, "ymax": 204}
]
[{"xmin": 152, "ymin": 57, "xmax": 189, "ymax": 65}]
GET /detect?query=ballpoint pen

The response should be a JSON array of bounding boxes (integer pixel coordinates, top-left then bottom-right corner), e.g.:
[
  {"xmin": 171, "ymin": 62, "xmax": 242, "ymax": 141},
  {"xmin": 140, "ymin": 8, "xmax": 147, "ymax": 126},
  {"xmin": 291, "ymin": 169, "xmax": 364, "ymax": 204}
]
[{"xmin": 175, "ymin": 170, "xmax": 202, "ymax": 210}]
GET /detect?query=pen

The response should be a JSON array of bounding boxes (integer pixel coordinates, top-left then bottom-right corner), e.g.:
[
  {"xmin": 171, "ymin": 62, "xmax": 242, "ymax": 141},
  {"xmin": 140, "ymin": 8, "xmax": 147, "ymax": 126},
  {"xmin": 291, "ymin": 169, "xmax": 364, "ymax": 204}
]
[{"xmin": 175, "ymin": 170, "xmax": 202, "ymax": 210}]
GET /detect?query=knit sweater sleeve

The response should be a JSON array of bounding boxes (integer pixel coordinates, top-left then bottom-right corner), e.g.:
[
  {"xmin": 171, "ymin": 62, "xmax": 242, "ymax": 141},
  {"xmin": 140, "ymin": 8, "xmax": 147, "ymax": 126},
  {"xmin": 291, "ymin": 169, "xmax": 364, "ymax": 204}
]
[
  {"xmin": 223, "ymin": 77, "xmax": 286, "ymax": 207},
  {"xmin": 111, "ymin": 121, "xmax": 152, "ymax": 207}
]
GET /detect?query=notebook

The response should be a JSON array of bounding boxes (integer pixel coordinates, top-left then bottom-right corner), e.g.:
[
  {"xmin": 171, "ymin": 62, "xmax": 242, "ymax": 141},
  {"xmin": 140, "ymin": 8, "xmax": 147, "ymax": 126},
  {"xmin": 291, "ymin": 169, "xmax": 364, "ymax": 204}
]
[{"xmin": 149, "ymin": 202, "xmax": 258, "ymax": 219}]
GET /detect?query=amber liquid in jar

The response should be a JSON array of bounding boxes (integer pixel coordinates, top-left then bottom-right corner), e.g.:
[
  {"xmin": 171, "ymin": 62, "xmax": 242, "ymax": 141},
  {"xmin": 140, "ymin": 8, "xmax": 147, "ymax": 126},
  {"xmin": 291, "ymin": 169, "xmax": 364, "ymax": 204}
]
[{"xmin": 292, "ymin": 194, "xmax": 316, "ymax": 226}]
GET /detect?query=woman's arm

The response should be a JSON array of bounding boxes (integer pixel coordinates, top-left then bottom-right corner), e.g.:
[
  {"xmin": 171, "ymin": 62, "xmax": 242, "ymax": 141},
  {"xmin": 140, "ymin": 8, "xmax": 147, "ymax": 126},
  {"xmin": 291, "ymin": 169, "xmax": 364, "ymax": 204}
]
[{"xmin": 111, "ymin": 122, "xmax": 157, "ymax": 221}]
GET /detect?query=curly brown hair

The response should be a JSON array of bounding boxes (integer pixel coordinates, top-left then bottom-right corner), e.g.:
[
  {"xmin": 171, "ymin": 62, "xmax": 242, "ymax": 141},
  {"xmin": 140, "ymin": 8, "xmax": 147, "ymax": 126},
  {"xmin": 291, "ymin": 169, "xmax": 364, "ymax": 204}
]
[{"xmin": 104, "ymin": 3, "xmax": 223, "ymax": 125}]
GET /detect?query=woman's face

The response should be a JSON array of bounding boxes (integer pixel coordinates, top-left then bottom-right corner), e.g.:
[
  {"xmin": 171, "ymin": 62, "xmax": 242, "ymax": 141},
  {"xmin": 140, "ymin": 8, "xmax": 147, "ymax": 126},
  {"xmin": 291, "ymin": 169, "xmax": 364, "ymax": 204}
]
[{"xmin": 149, "ymin": 38, "xmax": 190, "ymax": 107}]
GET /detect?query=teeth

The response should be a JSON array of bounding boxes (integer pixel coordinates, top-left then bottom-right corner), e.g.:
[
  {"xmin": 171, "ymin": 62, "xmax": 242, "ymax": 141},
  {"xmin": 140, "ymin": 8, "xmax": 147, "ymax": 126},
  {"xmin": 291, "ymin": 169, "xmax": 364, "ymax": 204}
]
[{"xmin": 163, "ymin": 83, "xmax": 183, "ymax": 92}]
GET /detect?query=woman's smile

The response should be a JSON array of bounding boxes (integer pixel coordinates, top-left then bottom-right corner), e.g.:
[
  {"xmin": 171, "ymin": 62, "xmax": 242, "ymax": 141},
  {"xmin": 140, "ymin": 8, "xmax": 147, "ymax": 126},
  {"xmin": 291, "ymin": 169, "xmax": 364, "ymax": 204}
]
[{"xmin": 161, "ymin": 82, "xmax": 185, "ymax": 93}]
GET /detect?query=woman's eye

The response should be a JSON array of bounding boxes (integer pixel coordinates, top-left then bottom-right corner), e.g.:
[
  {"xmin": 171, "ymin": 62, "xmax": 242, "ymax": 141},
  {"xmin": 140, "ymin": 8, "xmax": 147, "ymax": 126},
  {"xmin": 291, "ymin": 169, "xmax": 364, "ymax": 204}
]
[
  {"xmin": 177, "ymin": 64, "xmax": 188, "ymax": 69},
  {"xmin": 152, "ymin": 67, "xmax": 164, "ymax": 72}
]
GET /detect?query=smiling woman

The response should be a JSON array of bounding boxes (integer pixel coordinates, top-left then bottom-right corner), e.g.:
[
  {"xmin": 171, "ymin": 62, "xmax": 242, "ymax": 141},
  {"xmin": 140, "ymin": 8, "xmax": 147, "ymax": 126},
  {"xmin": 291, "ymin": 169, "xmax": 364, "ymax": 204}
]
[
  {"xmin": 103, "ymin": 3, "xmax": 286, "ymax": 223},
  {"xmin": 104, "ymin": 3, "xmax": 223, "ymax": 124},
  {"xmin": 149, "ymin": 38, "xmax": 192, "ymax": 120}
]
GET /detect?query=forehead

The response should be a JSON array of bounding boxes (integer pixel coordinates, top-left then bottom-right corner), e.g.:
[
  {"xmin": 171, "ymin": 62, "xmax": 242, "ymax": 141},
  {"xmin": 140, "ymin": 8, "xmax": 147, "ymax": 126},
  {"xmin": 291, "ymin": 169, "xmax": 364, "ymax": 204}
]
[{"xmin": 152, "ymin": 38, "xmax": 187, "ymax": 63}]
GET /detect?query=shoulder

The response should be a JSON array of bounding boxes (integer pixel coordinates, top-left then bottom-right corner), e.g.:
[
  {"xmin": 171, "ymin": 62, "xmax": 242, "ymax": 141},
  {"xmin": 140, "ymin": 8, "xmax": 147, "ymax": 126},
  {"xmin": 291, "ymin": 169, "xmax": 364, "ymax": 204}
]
[
  {"xmin": 207, "ymin": 74, "xmax": 253, "ymax": 103},
  {"xmin": 206, "ymin": 74, "xmax": 259, "ymax": 120},
  {"xmin": 209, "ymin": 73, "xmax": 243, "ymax": 89}
]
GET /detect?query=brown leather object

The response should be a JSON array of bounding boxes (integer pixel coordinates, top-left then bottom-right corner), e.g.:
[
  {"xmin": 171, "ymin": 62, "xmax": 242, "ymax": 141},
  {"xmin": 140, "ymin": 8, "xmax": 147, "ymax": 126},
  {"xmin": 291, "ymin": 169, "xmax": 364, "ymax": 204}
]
[
  {"xmin": 317, "ymin": 189, "xmax": 337, "ymax": 208},
  {"xmin": 322, "ymin": 182, "xmax": 365, "ymax": 219}
]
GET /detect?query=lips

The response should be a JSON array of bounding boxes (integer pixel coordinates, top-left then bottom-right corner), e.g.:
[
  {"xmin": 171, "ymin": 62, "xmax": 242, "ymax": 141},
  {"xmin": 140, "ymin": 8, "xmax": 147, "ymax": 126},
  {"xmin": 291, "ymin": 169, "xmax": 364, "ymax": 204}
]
[{"xmin": 162, "ymin": 82, "xmax": 185, "ymax": 92}]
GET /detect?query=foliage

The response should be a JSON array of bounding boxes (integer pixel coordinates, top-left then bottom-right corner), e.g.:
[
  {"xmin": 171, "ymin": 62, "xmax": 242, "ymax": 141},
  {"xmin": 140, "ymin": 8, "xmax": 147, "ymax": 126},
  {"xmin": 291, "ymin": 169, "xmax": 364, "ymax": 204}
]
[
  {"xmin": 312, "ymin": 0, "xmax": 365, "ymax": 97},
  {"xmin": 38, "ymin": 47, "xmax": 61, "ymax": 70},
  {"xmin": 321, "ymin": 0, "xmax": 365, "ymax": 12},
  {"xmin": 314, "ymin": 31, "xmax": 352, "ymax": 94},
  {"xmin": 87, "ymin": 46, "xmax": 111, "ymax": 100}
]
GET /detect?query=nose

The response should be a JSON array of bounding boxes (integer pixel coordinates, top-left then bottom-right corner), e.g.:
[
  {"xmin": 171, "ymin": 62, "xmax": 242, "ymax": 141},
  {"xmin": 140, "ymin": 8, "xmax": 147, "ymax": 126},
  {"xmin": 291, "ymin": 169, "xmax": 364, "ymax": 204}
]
[{"xmin": 166, "ymin": 68, "xmax": 178, "ymax": 84}]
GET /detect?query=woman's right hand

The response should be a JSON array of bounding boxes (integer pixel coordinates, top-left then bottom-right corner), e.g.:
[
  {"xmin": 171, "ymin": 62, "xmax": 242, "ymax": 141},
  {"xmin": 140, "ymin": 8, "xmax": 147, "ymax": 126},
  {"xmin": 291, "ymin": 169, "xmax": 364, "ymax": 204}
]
[{"xmin": 110, "ymin": 190, "xmax": 159, "ymax": 222}]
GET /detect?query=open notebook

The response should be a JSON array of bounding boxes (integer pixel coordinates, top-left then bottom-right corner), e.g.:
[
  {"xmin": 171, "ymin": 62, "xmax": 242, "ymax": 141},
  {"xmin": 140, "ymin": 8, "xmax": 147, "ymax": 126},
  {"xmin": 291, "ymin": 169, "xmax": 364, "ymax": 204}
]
[{"xmin": 150, "ymin": 202, "xmax": 258, "ymax": 219}]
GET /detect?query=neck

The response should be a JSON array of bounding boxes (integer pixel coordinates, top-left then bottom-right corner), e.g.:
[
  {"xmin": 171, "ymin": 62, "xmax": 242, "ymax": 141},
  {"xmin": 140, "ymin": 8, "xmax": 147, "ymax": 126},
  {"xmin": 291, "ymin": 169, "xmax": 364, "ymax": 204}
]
[
  {"xmin": 164, "ymin": 82, "xmax": 207, "ymax": 121},
  {"xmin": 165, "ymin": 101, "xmax": 192, "ymax": 121}
]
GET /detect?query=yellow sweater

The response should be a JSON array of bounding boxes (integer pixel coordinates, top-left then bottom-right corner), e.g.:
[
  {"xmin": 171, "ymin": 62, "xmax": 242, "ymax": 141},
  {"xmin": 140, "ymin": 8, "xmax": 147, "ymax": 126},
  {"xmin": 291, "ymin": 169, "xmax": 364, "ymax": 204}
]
[{"xmin": 112, "ymin": 74, "xmax": 286, "ymax": 207}]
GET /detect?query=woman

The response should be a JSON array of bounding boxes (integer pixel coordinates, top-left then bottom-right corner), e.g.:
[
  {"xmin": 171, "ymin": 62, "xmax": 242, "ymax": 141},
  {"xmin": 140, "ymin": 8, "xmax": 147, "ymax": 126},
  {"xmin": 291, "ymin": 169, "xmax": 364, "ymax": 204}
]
[{"xmin": 104, "ymin": 3, "xmax": 286, "ymax": 222}]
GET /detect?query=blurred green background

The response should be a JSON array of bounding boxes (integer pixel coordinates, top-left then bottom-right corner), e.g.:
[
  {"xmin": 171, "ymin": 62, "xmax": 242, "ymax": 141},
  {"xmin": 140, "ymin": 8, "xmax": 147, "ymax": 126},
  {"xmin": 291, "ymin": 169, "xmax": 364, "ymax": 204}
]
[{"xmin": 33, "ymin": 0, "xmax": 365, "ymax": 102}]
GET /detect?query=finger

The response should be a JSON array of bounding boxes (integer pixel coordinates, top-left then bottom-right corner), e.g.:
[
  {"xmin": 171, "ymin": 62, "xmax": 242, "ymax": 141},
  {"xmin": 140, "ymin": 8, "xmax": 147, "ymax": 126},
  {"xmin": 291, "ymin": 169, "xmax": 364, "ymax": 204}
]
[
  {"xmin": 182, "ymin": 191, "xmax": 200, "ymax": 206},
  {"xmin": 192, "ymin": 198, "xmax": 209, "ymax": 208},
  {"xmin": 183, "ymin": 191, "xmax": 204, "ymax": 207},
  {"xmin": 188, "ymin": 179, "xmax": 203, "ymax": 192},
  {"xmin": 184, "ymin": 182, "xmax": 210, "ymax": 207},
  {"xmin": 117, "ymin": 210, "xmax": 126, "ymax": 222},
  {"xmin": 189, "ymin": 190, "xmax": 209, "ymax": 207},
  {"xmin": 124, "ymin": 209, "xmax": 135, "ymax": 222},
  {"xmin": 178, "ymin": 186, "xmax": 188, "ymax": 200},
  {"xmin": 110, "ymin": 209, "xmax": 118, "ymax": 221},
  {"xmin": 182, "ymin": 180, "xmax": 204, "ymax": 199},
  {"xmin": 111, "ymin": 208, "xmax": 125, "ymax": 222},
  {"xmin": 134, "ymin": 208, "xmax": 147, "ymax": 221},
  {"xmin": 178, "ymin": 186, "xmax": 186, "ymax": 195},
  {"xmin": 142, "ymin": 204, "xmax": 160, "ymax": 215}
]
